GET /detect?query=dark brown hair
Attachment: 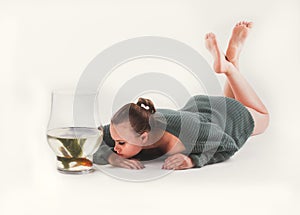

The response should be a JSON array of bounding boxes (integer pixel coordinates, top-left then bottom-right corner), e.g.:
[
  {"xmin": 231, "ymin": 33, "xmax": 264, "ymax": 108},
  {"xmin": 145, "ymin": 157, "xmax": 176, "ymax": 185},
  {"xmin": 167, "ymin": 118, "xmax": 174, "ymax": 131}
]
[{"xmin": 111, "ymin": 98, "xmax": 156, "ymax": 134}]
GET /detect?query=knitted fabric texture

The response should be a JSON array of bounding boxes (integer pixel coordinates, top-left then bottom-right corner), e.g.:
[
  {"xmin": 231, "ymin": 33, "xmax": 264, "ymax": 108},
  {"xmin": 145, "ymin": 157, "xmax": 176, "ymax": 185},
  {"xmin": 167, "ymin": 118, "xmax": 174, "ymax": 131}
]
[{"xmin": 93, "ymin": 95, "xmax": 254, "ymax": 168}]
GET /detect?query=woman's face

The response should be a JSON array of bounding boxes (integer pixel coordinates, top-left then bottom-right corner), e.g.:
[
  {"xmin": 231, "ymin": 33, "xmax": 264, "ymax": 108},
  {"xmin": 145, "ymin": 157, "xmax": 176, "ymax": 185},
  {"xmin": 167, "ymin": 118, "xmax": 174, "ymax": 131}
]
[{"xmin": 110, "ymin": 122, "xmax": 143, "ymax": 158}]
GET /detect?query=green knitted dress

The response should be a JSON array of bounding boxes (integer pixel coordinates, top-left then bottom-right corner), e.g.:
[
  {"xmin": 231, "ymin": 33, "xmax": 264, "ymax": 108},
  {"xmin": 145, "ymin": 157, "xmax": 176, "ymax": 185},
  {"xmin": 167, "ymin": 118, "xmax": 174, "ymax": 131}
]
[{"xmin": 93, "ymin": 95, "xmax": 254, "ymax": 168}]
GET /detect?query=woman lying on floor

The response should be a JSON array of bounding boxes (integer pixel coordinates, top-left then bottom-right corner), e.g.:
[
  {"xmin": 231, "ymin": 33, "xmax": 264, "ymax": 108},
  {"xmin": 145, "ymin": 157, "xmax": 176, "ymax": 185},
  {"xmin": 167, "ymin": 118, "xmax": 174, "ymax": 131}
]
[{"xmin": 93, "ymin": 21, "xmax": 269, "ymax": 170}]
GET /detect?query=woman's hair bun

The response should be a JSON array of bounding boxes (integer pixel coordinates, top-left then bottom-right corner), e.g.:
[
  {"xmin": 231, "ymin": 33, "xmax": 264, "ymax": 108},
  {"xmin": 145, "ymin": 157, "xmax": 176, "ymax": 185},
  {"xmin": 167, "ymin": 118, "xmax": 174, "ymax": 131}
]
[{"xmin": 136, "ymin": 97, "xmax": 156, "ymax": 114}]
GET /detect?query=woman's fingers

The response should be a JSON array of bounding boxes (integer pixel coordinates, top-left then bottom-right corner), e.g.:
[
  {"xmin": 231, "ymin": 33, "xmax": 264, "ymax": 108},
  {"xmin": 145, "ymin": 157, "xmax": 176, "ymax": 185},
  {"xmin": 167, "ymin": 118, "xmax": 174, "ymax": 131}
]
[
  {"xmin": 162, "ymin": 153, "xmax": 193, "ymax": 170},
  {"xmin": 162, "ymin": 156, "xmax": 183, "ymax": 169},
  {"xmin": 120, "ymin": 159, "xmax": 145, "ymax": 170},
  {"xmin": 108, "ymin": 153, "xmax": 145, "ymax": 170},
  {"xmin": 127, "ymin": 159, "xmax": 145, "ymax": 169},
  {"xmin": 163, "ymin": 160, "xmax": 182, "ymax": 169}
]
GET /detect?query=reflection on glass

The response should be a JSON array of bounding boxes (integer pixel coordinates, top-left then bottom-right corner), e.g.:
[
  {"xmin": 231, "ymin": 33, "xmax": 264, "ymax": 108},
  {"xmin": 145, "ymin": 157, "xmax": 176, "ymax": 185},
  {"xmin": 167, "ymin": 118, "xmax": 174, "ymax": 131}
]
[{"xmin": 47, "ymin": 89, "xmax": 103, "ymax": 174}]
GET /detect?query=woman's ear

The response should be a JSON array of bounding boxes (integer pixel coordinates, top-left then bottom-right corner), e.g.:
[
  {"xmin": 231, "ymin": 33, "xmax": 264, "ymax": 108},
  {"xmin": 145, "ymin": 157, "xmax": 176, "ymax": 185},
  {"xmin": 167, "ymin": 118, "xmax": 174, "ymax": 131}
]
[{"xmin": 140, "ymin": 132, "xmax": 149, "ymax": 144}]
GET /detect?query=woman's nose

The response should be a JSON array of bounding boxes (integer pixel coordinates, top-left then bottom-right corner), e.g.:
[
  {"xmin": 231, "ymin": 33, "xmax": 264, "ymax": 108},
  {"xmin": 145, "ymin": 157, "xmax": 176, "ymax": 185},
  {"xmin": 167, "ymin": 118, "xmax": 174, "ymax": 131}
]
[{"xmin": 114, "ymin": 143, "xmax": 122, "ymax": 153}]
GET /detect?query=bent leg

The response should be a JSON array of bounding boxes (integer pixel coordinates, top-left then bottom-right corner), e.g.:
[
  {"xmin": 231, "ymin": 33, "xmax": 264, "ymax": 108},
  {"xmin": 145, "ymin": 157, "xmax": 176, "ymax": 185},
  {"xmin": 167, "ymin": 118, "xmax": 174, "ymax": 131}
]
[
  {"xmin": 225, "ymin": 71, "xmax": 268, "ymax": 114},
  {"xmin": 225, "ymin": 70, "xmax": 270, "ymax": 135},
  {"xmin": 205, "ymin": 32, "xmax": 269, "ymax": 135},
  {"xmin": 246, "ymin": 107, "xmax": 270, "ymax": 136},
  {"xmin": 223, "ymin": 21, "xmax": 253, "ymax": 100},
  {"xmin": 224, "ymin": 81, "xmax": 235, "ymax": 99}
]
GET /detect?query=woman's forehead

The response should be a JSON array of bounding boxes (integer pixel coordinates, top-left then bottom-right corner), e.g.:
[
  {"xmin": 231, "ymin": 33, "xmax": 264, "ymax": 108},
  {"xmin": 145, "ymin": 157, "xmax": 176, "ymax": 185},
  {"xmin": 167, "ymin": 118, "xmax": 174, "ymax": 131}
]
[{"xmin": 110, "ymin": 122, "xmax": 134, "ymax": 140}]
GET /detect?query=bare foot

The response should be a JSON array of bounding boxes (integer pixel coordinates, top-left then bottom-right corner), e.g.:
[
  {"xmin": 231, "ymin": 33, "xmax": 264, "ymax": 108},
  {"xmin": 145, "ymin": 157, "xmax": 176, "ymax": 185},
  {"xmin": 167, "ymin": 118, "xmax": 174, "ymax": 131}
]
[
  {"xmin": 205, "ymin": 33, "xmax": 235, "ymax": 74},
  {"xmin": 226, "ymin": 21, "xmax": 253, "ymax": 66}
]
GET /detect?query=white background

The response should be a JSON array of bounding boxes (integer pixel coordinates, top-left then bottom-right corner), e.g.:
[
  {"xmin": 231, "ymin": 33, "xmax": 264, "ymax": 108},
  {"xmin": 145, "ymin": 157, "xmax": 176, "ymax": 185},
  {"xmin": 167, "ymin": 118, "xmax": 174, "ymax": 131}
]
[{"xmin": 1, "ymin": 0, "xmax": 299, "ymax": 214}]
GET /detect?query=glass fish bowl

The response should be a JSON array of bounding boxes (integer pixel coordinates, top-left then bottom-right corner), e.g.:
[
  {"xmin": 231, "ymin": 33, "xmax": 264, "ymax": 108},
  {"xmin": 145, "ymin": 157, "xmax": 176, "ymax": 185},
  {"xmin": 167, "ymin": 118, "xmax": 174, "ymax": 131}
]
[{"xmin": 46, "ymin": 89, "xmax": 103, "ymax": 174}]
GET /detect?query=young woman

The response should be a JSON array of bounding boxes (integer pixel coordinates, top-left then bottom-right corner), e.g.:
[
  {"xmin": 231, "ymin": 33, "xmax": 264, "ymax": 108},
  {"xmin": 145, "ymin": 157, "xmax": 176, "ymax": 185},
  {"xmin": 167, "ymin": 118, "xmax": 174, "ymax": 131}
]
[{"xmin": 93, "ymin": 21, "xmax": 269, "ymax": 170}]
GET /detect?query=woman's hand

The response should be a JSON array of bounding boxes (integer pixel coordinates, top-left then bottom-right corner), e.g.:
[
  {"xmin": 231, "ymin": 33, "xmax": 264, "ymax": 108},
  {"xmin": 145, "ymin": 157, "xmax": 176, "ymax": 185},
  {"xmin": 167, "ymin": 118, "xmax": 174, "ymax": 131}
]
[
  {"xmin": 107, "ymin": 153, "xmax": 145, "ymax": 170},
  {"xmin": 162, "ymin": 153, "xmax": 194, "ymax": 170}
]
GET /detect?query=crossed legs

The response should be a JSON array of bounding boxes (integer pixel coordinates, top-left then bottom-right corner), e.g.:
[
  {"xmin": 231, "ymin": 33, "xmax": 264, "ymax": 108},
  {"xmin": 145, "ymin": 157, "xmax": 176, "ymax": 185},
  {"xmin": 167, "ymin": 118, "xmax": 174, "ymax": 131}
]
[{"xmin": 205, "ymin": 21, "xmax": 270, "ymax": 136}]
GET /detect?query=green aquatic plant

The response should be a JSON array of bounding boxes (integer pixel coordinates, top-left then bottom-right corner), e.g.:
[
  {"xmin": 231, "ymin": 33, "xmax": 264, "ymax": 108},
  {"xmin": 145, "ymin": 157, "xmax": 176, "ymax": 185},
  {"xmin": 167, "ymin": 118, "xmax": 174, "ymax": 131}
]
[{"xmin": 57, "ymin": 138, "xmax": 89, "ymax": 169}]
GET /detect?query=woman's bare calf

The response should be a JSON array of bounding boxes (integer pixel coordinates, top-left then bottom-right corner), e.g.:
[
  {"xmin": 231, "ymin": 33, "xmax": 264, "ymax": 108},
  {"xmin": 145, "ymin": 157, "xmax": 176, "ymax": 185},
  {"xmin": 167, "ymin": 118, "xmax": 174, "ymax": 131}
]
[{"xmin": 205, "ymin": 23, "xmax": 269, "ymax": 135}]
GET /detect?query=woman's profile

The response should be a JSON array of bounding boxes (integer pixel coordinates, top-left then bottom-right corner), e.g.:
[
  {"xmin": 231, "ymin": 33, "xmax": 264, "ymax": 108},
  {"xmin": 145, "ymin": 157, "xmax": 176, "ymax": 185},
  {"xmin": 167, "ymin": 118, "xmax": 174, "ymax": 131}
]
[{"xmin": 93, "ymin": 21, "xmax": 270, "ymax": 170}]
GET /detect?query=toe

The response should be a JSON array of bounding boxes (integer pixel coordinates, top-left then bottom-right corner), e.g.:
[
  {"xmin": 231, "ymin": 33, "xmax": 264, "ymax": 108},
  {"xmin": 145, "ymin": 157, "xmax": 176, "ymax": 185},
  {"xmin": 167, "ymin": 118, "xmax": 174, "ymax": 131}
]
[
  {"xmin": 247, "ymin": 22, "xmax": 253, "ymax": 28},
  {"xmin": 205, "ymin": 33, "xmax": 212, "ymax": 39},
  {"xmin": 209, "ymin": 32, "xmax": 216, "ymax": 39}
]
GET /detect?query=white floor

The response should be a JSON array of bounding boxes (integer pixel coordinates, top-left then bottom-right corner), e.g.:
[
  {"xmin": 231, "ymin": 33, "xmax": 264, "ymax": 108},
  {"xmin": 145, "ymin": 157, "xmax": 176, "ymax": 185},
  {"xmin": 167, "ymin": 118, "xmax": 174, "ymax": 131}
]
[{"xmin": 0, "ymin": 0, "xmax": 299, "ymax": 215}]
